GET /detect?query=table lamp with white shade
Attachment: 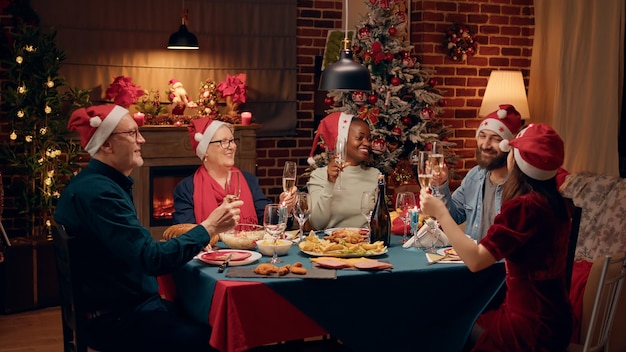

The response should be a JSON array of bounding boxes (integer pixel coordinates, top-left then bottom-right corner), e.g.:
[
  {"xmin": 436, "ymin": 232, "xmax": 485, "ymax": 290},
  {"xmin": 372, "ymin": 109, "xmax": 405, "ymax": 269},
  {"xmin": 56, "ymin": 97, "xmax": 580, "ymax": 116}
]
[{"xmin": 478, "ymin": 70, "xmax": 530, "ymax": 122}]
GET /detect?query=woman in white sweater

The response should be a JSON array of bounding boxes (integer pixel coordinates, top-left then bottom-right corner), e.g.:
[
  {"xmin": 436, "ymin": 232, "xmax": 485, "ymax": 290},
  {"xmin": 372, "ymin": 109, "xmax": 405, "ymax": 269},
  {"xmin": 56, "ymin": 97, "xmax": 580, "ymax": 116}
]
[{"xmin": 307, "ymin": 112, "xmax": 380, "ymax": 230}]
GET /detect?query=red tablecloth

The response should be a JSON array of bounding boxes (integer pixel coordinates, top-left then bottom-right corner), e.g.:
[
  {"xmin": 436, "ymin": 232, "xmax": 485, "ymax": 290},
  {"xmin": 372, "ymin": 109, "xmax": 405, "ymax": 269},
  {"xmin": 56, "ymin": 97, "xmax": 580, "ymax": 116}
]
[{"xmin": 207, "ymin": 280, "xmax": 327, "ymax": 352}]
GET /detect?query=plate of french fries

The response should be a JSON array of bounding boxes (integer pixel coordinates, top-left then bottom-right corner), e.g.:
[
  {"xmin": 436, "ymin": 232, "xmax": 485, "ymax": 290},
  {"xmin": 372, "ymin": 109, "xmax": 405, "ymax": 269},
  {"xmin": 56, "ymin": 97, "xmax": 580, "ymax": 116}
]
[{"xmin": 298, "ymin": 231, "xmax": 387, "ymax": 257}]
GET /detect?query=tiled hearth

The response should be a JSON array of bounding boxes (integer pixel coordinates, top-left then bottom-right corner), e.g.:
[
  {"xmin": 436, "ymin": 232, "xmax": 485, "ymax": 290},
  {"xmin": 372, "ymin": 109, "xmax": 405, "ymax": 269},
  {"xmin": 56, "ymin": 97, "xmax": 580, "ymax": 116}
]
[{"xmin": 132, "ymin": 125, "xmax": 259, "ymax": 240}]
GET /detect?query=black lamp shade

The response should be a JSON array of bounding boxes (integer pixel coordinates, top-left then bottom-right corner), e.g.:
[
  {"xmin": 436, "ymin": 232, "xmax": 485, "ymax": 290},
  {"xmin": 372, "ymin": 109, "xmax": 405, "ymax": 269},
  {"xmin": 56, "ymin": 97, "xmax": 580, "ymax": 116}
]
[
  {"xmin": 167, "ymin": 24, "xmax": 199, "ymax": 50},
  {"xmin": 319, "ymin": 49, "xmax": 372, "ymax": 91}
]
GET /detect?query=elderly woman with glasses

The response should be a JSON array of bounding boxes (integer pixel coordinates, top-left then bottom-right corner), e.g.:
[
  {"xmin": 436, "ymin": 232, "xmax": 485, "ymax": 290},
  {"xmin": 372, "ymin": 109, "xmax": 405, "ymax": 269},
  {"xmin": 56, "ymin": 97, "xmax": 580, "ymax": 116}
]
[{"xmin": 173, "ymin": 117, "xmax": 296, "ymax": 226}]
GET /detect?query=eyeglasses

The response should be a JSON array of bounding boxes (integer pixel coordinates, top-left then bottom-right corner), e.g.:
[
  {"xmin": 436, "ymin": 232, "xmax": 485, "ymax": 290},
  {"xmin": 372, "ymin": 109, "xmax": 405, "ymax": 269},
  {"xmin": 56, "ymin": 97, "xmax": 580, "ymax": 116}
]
[
  {"xmin": 208, "ymin": 138, "xmax": 239, "ymax": 149},
  {"xmin": 111, "ymin": 129, "xmax": 141, "ymax": 141}
]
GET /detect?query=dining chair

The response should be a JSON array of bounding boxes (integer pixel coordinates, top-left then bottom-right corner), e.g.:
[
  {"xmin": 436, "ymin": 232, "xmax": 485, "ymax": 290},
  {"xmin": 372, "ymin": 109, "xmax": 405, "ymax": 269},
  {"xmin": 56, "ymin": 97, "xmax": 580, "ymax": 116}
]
[
  {"xmin": 568, "ymin": 253, "xmax": 626, "ymax": 352},
  {"xmin": 52, "ymin": 224, "xmax": 91, "ymax": 352},
  {"xmin": 565, "ymin": 198, "xmax": 582, "ymax": 293}
]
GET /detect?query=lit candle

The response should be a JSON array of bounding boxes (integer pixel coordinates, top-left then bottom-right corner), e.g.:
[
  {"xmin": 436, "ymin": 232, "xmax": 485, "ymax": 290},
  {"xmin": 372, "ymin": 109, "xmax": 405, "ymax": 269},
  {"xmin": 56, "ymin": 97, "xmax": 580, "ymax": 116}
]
[
  {"xmin": 241, "ymin": 111, "xmax": 252, "ymax": 125},
  {"xmin": 133, "ymin": 112, "xmax": 145, "ymax": 124}
]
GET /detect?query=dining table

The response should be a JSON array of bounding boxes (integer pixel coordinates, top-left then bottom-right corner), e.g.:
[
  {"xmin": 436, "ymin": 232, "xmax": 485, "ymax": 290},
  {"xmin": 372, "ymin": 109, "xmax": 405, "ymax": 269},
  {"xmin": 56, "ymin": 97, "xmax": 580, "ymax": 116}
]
[{"xmin": 168, "ymin": 238, "xmax": 506, "ymax": 352}]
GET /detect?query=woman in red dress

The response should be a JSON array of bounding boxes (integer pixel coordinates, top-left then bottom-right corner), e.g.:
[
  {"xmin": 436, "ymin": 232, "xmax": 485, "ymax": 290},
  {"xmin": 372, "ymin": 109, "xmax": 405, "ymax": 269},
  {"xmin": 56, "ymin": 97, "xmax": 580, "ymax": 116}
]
[{"xmin": 420, "ymin": 123, "xmax": 573, "ymax": 351}]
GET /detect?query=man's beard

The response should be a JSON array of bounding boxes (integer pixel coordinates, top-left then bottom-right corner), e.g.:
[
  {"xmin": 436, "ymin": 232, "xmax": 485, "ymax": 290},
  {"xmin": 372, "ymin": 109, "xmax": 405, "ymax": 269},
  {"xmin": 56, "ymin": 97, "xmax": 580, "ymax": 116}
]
[{"xmin": 477, "ymin": 148, "xmax": 508, "ymax": 171}]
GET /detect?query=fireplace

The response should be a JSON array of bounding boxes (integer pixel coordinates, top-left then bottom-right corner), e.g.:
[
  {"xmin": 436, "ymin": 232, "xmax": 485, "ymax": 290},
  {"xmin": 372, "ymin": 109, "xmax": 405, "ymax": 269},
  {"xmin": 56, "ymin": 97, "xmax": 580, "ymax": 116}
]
[
  {"xmin": 149, "ymin": 165, "xmax": 197, "ymax": 227},
  {"xmin": 131, "ymin": 125, "xmax": 259, "ymax": 239}
]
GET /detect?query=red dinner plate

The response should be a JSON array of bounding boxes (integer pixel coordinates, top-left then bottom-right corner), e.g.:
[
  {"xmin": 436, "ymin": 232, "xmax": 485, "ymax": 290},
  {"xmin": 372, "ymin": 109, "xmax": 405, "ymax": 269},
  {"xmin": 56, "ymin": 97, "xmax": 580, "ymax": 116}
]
[{"xmin": 200, "ymin": 251, "xmax": 252, "ymax": 262}]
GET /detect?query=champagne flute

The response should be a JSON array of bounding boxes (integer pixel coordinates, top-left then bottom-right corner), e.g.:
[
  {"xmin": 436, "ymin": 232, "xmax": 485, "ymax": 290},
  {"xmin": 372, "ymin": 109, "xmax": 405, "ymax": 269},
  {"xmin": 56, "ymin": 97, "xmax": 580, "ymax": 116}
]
[
  {"xmin": 360, "ymin": 191, "xmax": 376, "ymax": 243},
  {"xmin": 334, "ymin": 137, "xmax": 347, "ymax": 191},
  {"xmin": 225, "ymin": 169, "xmax": 241, "ymax": 202},
  {"xmin": 293, "ymin": 192, "xmax": 311, "ymax": 243},
  {"xmin": 263, "ymin": 203, "xmax": 288, "ymax": 263},
  {"xmin": 395, "ymin": 192, "xmax": 416, "ymax": 243},
  {"xmin": 282, "ymin": 161, "xmax": 297, "ymax": 197},
  {"xmin": 429, "ymin": 141, "xmax": 445, "ymax": 199},
  {"xmin": 417, "ymin": 151, "xmax": 433, "ymax": 191}
]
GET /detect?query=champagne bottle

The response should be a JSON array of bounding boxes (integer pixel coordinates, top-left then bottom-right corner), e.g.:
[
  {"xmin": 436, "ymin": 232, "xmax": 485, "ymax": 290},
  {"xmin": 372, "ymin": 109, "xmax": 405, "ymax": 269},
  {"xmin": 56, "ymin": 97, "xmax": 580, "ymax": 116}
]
[{"xmin": 369, "ymin": 175, "xmax": 391, "ymax": 246}]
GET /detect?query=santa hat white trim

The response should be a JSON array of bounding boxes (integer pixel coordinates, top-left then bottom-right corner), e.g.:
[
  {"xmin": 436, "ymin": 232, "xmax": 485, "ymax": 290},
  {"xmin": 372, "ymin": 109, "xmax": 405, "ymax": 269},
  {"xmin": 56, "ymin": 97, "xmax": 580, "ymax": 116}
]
[
  {"xmin": 513, "ymin": 148, "xmax": 557, "ymax": 181},
  {"xmin": 475, "ymin": 116, "xmax": 514, "ymax": 141},
  {"xmin": 195, "ymin": 120, "xmax": 227, "ymax": 160},
  {"xmin": 84, "ymin": 105, "xmax": 128, "ymax": 156}
]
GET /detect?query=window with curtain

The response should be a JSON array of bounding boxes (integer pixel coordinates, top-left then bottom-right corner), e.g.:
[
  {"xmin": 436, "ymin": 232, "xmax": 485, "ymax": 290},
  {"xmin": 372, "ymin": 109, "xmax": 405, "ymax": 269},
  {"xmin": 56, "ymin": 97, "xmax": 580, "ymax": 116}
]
[{"xmin": 30, "ymin": 0, "xmax": 297, "ymax": 137}]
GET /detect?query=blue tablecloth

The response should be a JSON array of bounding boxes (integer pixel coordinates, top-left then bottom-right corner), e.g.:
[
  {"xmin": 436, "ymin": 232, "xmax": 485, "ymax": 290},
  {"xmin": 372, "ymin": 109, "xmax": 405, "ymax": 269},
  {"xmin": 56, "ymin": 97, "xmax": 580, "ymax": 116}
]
[{"xmin": 174, "ymin": 242, "xmax": 505, "ymax": 352}]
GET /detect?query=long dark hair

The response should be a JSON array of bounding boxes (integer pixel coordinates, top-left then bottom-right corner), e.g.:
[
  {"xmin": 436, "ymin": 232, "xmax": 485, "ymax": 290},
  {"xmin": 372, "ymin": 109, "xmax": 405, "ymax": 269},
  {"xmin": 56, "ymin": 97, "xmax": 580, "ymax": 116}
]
[{"xmin": 502, "ymin": 162, "xmax": 568, "ymax": 222}]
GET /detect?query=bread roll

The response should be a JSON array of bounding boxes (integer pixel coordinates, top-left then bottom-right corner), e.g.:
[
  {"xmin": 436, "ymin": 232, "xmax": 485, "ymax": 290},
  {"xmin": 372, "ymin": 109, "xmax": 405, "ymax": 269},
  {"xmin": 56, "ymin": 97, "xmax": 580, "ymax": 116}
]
[{"xmin": 162, "ymin": 223, "xmax": 196, "ymax": 240}]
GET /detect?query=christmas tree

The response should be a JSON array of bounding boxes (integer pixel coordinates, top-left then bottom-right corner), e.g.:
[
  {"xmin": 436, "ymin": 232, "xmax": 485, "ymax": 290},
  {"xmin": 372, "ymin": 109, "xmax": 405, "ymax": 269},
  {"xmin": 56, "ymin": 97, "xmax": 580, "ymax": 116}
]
[
  {"xmin": 311, "ymin": 0, "xmax": 455, "ymax": 182},
  {"xmin": 1, "ymin": 25, "xmax": 90, "ymax": 236}
]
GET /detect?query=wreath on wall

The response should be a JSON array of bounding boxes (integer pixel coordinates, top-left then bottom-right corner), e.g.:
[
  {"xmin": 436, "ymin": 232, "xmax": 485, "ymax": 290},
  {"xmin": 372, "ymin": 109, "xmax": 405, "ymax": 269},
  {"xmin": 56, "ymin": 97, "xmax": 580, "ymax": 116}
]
[{"xmin": 443, "ymin": 23, "xmax": 478, "ymax": 62}]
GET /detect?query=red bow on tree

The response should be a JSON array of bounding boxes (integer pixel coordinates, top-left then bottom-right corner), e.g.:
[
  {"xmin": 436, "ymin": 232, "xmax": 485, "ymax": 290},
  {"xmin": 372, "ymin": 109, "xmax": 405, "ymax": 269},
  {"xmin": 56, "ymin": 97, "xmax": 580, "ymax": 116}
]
[{"xmin": 357, "ymin": 106, "xmax": 380, "ymax": 125}]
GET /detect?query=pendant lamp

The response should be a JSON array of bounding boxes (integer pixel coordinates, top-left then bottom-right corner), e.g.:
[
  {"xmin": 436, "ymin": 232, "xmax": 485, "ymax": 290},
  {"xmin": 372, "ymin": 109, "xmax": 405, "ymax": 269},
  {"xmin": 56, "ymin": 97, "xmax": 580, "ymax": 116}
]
[
  {"xmin": 167, "ymin": 1, "xmax": 199, "ymax": 50},
  {"xmin": 319, "ymin": 0, "xmax": 372, "ymax": 91}
]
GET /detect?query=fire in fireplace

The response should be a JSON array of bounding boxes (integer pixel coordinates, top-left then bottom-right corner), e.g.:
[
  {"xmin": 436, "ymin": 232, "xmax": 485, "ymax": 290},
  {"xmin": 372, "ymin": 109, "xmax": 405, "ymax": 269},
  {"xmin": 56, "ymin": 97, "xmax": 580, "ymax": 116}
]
[{"xmin": 149, "ymin": 165, "xmax": 197, "ymax": 227}]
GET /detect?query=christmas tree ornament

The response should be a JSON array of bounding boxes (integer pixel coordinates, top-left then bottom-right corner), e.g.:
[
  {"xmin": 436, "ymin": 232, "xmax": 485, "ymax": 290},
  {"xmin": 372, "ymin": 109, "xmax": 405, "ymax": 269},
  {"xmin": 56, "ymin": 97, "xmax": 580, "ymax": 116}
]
[
  {"xmin": 388, "ymin": 27, "xmax": 397, "ymax": 36},
  {"xmin": 420, "ymin": 106, "xmax": 435, "ymax": 120},
  {"xmin": 429, "ymin": 78, "xmax": 438, "ymax": 87},
  {"xmin": 368, "ymin": 94, "xmax": 379, "ymax": 105},
  {"xmin": 391, "ymin": 126, "xmax": 402, "ymax": 135},
  {"xmin": 402, "ymin": 52, "xmax": 415, "ymax": 67},
  {"xmin": 391, "ymin": 77, "xmax": 402, "ymax": 86},
  {"xmin": 371, "ymin": 138, "xmax": 387, "ymax": 154},
  {"xmin": 352, "ymin": 91, "xmax": 367, "ymax": 106},
  {"xmin": 385, "ymin": 52, "xmax": 394, "ymax": 62},
  {"xmin": 358, "ymin": 27, "xmax": 372, "ymax": 41},
  {"xmin": 324, "ymin": 96, "xmax": 335, "ymax": 106},
  {"xmin": 402, "ymin": 116, "xmax": 412, "ymax": 126}
]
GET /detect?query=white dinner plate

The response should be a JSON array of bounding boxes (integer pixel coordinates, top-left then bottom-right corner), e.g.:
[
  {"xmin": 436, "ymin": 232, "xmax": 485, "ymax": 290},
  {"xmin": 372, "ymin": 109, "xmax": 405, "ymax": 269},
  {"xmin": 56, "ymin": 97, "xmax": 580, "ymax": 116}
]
[{"xmin": 195, "ymin": 249, "xmax": 261, "ymax": 266}]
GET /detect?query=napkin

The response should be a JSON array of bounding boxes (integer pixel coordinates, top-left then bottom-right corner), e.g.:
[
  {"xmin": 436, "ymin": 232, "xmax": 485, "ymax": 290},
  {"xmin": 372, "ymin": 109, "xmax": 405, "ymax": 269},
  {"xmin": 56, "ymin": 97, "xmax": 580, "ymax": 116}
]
[{"xmin": 402, "ymin": 219, "xmax": 450, "ymax": 249}]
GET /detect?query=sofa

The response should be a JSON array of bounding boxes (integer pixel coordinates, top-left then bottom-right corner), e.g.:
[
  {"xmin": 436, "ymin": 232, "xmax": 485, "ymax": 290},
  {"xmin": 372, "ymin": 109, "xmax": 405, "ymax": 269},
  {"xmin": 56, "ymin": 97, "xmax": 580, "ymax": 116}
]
[{"xmin": 560, "ymin": 171, "xmax": 626, "ymax": 350}]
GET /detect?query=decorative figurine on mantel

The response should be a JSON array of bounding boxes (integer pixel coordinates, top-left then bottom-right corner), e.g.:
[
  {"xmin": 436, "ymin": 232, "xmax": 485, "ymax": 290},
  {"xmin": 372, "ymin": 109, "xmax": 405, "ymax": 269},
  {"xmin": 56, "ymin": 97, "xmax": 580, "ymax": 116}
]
[{"xmin": 167, "ymin": 78, "xmax": 197, "ymax": 115}]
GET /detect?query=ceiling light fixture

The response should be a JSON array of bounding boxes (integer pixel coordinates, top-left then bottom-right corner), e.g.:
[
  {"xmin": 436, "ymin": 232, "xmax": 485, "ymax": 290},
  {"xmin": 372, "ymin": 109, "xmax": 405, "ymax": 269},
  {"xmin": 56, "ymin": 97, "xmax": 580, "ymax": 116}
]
[
  {"xmin": 167, "ymin": 0, "xmax": 199, "ymax": 50},
  {"xmin": 319, "ymin": 0, "xmax": 372, "ymax": 91}
]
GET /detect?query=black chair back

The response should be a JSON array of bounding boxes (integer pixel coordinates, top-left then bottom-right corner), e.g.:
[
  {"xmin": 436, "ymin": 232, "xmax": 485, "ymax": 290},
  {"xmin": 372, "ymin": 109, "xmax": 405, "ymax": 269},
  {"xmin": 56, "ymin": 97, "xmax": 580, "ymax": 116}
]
[
  {"xmin": 565, "ymin": 198, "xmax": 582, "ymax": 293},
  {"xmin": 52, "ymin": 224, "xmax": 89, "ymax": 352}
]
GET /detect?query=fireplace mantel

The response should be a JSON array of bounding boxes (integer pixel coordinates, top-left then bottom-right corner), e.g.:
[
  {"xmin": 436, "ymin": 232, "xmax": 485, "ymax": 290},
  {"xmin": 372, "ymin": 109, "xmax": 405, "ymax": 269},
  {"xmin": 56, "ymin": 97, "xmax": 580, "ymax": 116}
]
[{"xmin": 132, "ymin": 124, "xmax": 260, "ymax": 239}]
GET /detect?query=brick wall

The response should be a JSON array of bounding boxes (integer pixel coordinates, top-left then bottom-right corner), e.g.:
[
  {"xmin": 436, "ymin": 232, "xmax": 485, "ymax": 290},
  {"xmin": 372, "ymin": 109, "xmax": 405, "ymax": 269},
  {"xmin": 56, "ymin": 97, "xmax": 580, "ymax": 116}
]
[{"xmin": 0, "ymin": 0, "xmax": 534, "ymax": 236}]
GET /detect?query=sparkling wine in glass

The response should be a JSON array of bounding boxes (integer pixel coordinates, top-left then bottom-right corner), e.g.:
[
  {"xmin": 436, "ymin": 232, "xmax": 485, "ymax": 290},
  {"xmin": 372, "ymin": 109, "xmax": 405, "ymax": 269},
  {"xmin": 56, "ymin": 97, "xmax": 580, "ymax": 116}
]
[
  {"xmin": 293, "ymin": 192, "xmax": 311, "ymax": 243},
  {"xmin": 360, "ymin": 191, "xmax": 376, "ymax": 243},
  {"xmin": 263, "ymin": 204, "xmax": 288, "ymax": 263},
  {"xmin": 334, "ymin": 138, "xmax": 347, "ymax": 191},
  {"xmin": 225, "ymin": 169, "xmax": 241, "ymax": 202},
  {"xmin": 429, "ymin": 142, "xmax": 445, "ymax": 199},
  {"xmin": 417, "ymin": 151, "xmax": 433, "ymax": 190},
  {"xmin": 395, "ymin": 192, "xmax": 416, "ymax": 243},
  {"xmin": 282, "ymin": 161, "xmax": 297, "ymax": 195}
]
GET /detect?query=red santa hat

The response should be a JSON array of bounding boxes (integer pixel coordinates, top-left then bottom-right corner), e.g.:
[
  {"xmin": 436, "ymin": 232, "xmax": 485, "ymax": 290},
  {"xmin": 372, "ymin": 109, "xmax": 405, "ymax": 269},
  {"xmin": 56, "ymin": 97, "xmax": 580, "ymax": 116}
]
[
  {"xmin": 68, "ymin": 105, "xmax": 129, "ymax": 156},
  {"xmin": 499, "ymin": 123, "xmax": 564, "ymax": 181},
  {"xmin": 476, "ymin": 104, "xmax": 523, "ymax": 142},
  {"xmin": 307, "ymin": 112, "xmax": 352, "ymax": 165},
  {"xmin": 188, "ymin": 117, "xmax": 228, "ymax": 160}
]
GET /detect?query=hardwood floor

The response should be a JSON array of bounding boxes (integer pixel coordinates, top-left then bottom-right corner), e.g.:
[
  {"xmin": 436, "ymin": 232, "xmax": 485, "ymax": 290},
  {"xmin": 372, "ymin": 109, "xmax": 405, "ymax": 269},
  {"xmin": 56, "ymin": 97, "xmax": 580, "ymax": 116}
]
[{"xmin": 0, "ymin": 306, "xmax": 64, "ymax": 352}]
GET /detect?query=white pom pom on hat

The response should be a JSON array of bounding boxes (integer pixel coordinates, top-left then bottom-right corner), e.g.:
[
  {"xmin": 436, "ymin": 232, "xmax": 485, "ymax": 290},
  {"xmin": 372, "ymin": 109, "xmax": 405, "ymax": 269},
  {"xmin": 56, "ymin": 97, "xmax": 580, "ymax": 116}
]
[
  {"xmin": 496, "ymin": 109, "xmax": 507, "ymax": 119},
  {"xmin": 499, "ymin": 139, "xmax": 511, "ymax": 152}
]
